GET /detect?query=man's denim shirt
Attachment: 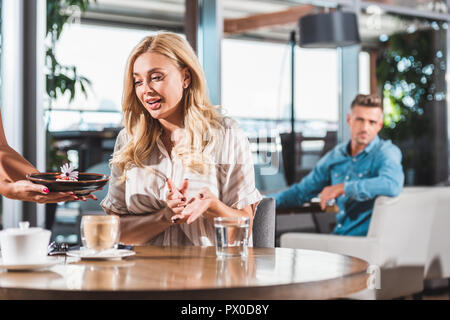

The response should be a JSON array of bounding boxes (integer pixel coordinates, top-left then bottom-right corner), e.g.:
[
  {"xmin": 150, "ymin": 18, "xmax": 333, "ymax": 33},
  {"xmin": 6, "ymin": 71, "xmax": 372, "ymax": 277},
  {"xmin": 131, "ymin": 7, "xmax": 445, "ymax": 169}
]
[{"xmin": 273, "ymin": 135, "xmax": 404, "ymax": 236}]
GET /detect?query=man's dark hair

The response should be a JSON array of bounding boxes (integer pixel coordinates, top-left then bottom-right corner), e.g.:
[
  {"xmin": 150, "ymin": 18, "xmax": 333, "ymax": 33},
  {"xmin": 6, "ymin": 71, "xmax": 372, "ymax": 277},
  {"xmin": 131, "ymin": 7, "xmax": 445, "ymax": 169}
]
[{"xmin": 351, "ymin": 94, "xmax": 383, "ymax": 111}]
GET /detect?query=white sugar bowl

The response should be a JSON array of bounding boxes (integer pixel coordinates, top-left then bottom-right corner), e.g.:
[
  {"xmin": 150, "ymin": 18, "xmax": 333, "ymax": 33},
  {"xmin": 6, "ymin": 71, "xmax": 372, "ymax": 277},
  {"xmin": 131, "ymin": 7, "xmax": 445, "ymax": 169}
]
[{"xmin": 0, "ymin": 222, "xmax": 51, "ymax": 265}]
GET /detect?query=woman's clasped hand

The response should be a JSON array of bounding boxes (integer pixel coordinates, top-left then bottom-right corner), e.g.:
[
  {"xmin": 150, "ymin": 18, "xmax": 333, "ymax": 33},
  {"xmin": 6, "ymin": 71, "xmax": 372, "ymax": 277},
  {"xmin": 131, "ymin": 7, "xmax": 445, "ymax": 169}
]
[{"xmin": 166, "ymin": 178, "xmax": 217, "ymax": 225}]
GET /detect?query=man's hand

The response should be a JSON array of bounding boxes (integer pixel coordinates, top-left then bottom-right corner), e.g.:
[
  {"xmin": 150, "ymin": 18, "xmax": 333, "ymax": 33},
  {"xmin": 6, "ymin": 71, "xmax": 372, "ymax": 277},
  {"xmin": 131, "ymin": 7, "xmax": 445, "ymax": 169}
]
[{"xmin": 319, "ymin": 183, "xmax": 345, "ymax": 210}]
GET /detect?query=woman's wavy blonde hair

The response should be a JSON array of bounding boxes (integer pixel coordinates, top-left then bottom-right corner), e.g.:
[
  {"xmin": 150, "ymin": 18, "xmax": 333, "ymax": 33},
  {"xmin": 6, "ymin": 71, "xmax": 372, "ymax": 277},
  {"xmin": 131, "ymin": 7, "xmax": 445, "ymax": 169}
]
[{"xmin": 111, "ymin": 32, "xmax": 224, "ymax": 180}]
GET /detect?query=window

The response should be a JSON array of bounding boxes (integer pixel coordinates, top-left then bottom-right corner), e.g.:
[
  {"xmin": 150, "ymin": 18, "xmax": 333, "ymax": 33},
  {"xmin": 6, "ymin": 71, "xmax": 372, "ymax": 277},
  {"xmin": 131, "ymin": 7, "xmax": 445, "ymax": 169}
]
[
  {"xmin": 359, "ymin": 51, "xmax": 371, "ymax": 95},
  {"xmin": 222, "ymin": 38, "xmax": 340, "ymax": 182},
  {"xmin": 48, "ymin": 23, "xmax": 157, "ymax": 131},
  {"xmin": 222, "ymin": 38, "xmax": 339, "ymax": 124}
]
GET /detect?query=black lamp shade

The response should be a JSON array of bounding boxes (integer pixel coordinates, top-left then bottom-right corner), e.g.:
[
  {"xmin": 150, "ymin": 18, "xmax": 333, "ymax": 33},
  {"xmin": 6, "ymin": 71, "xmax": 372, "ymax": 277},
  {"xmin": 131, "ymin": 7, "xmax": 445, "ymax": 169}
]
[{"xmin": 299, "ymin": 11, "xmax": 360, "ymax": 48}]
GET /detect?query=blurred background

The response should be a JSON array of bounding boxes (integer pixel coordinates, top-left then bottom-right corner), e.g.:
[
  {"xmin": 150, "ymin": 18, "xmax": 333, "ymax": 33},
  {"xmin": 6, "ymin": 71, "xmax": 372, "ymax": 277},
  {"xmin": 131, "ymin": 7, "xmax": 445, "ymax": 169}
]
[{"xmin": 0, "ymin": 0, "xmax": 448, "ymax": 245}]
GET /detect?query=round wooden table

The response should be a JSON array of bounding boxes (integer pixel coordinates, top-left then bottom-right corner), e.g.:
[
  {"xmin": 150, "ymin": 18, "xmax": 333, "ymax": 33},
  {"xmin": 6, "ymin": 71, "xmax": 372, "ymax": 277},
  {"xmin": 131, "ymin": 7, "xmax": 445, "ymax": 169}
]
[{"xmin": 0, "ymin": 246, "xmax": 369, "ymax": 300}]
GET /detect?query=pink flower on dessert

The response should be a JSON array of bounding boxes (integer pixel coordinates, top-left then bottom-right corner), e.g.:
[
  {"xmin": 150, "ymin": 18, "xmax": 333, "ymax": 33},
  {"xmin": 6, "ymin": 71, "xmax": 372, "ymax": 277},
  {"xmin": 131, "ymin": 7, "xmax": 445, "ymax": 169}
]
[{"xmin": 57, "ymin": 163, "xmax": 79, "ymax": 181}]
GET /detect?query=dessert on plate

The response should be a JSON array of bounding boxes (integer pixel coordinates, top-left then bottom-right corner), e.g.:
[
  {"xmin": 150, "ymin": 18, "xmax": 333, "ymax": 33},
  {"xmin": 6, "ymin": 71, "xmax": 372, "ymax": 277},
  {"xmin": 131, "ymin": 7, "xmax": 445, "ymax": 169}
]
[{"xmin": 56, "ymin": 163, "xmax": 79, "ymax": 181}]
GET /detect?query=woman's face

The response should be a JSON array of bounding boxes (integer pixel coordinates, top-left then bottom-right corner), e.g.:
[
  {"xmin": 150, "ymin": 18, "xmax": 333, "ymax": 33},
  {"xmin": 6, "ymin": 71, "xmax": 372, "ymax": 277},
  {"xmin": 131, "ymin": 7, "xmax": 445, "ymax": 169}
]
[{"xmin": 133, "ymin": 52, "xmax": 190, "ymax": 124}]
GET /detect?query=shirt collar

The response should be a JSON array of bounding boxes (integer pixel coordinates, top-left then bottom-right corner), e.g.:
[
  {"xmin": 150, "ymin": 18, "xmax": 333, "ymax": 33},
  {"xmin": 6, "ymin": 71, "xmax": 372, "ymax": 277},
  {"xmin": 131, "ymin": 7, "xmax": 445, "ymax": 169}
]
[
  {"xmin": 342, "ymin": 135, "xmax": 380, "ymax": 156},
  {"xmin": 363, "ymin": 135, "xmax": 380, "ymax": 154},
  {"xmin": 156, "ymin": 134, "xmax": 171, "ymax": 158}
]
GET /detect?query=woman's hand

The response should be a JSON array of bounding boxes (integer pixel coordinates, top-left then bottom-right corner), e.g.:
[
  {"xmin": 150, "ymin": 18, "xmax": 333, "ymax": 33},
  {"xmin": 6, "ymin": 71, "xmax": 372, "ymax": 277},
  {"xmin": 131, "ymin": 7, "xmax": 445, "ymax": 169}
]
[
  {"xmin": 166, "ymin": 178, "xmax": 189, "ymax": 218},
  {"xmin": 1, "ymin": 180, "xmax": 79, "ymax": 203},
  {"xmin": 171, "ymin": 187, "xmax": 218, "ymax": 225},
  {"xmin": 77, "ymin": 192, "xmax": 100, "ymax": 202}
]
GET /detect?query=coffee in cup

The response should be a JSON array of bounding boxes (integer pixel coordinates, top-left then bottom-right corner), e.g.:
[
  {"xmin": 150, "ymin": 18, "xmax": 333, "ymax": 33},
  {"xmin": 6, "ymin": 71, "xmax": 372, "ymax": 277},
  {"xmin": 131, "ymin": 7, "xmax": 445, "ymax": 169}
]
[{"xmin": 80, "ymin": 215, "xmax": 119, "ymax": 252}]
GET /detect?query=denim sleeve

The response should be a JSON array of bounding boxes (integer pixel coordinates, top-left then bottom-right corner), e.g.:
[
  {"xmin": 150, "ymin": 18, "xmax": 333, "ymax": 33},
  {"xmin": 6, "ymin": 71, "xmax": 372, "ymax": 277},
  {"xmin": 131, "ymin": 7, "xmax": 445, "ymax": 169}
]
[
  {"xmin": 344, "ymin": 145, "xmax": 404, "ymax": 201},
  {"xmin": 272, "ymin": 154, "xmax": 332, "ymax": 209}
]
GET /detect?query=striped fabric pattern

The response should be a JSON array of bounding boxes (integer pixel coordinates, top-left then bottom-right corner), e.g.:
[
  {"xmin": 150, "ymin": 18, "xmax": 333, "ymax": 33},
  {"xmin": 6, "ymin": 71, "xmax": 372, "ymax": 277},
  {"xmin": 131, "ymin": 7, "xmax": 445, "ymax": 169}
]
[{"xmin": 100, "ymin": 117, "xmax": 262, "ymax": 246}]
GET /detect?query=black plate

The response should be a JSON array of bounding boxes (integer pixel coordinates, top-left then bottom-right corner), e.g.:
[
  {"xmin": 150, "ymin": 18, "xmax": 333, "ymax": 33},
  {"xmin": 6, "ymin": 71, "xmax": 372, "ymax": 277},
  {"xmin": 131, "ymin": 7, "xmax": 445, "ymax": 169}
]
[{"xmin": 26, "ymin": 172, "xmax": 110, "ymax": 196}]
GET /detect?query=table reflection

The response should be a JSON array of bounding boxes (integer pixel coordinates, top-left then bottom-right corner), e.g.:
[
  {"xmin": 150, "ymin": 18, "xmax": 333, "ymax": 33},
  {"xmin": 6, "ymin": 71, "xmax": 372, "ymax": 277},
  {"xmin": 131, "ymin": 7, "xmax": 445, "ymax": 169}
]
[
  {"xmin": 0, "ymin": 270, "xmax": 62, "ymax": 288},
  {"xmin": 81, "ymin": 262, "xmax": 134, "ymax": 290},
  {"xmin": 0, "ymin": 246, "xmax": 369, "ymax": 300},
  {"xmin": 215, "ymin": 256, "xmax": 256, "ymax": 286}
]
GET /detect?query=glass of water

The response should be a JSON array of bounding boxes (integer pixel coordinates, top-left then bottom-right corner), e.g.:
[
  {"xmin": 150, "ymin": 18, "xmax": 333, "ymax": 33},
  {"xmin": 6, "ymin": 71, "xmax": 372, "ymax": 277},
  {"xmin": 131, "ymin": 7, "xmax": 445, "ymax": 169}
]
[{"xmin": 214, "ymin": 216, "xmax": 250, "ymax": 258}]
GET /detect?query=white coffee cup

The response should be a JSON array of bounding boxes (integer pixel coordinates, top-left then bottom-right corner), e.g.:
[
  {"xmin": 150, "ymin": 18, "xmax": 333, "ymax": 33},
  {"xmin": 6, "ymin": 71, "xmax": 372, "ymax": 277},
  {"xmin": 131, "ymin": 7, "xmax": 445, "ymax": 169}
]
[{"xmin": 0, "ymin": 222, "xmax": 51, "ymax": 265}]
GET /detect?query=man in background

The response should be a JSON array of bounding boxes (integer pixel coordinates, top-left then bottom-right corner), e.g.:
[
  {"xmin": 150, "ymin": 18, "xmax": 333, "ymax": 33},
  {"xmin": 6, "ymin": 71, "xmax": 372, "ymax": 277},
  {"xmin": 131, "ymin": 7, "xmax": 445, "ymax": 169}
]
[{"xmin": 272, "ymin": 94, "xmax": 404, "ymax": 236}]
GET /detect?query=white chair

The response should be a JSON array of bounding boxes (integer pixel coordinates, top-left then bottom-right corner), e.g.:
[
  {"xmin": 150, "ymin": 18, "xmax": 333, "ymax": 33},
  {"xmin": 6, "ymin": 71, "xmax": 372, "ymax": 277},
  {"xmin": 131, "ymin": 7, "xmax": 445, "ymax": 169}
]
[
  {"xmin": 280, "ymin": 187, "xmax": 442, "ymax": 299},
  {"xmin": 424, "ymin": 187, "xmax": 450, "ymax": 286}
]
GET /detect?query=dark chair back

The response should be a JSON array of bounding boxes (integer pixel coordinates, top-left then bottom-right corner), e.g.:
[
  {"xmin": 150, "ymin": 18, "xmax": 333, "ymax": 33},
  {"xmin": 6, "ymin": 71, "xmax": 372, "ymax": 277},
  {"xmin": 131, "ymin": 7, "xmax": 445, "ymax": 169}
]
[
  {"xmin": 79, "ymin": 161, "xmax": 111, "ymax": 213},
  {"xmin": 76, "ymin": 161, "xmax": 111, "ymax": 245},
  {"xmin": 252, "ymin": 197, "xmax": 276, "ymax": 248},
  {"xmin": 280, "ymin": 131, "xmax": 338, "ymax": 185}
]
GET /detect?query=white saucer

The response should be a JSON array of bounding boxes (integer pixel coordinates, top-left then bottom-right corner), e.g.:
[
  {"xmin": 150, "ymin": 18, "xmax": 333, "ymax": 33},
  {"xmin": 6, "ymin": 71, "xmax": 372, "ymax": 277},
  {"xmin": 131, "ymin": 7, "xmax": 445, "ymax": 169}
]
[
  {"xmin": 67, "ymin": 248, "xmax": 136, "ymax": 260},
  {"xmin": 0, "ymin": 257, "xmax": 62, "ymax": 271}
]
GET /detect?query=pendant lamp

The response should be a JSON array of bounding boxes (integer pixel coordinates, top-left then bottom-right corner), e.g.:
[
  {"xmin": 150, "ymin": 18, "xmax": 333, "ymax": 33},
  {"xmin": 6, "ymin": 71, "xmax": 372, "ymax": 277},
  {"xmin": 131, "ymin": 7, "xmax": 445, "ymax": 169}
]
[{"xmin": 299, "ymin": 11, "xmax": 361, "ymax": 48}]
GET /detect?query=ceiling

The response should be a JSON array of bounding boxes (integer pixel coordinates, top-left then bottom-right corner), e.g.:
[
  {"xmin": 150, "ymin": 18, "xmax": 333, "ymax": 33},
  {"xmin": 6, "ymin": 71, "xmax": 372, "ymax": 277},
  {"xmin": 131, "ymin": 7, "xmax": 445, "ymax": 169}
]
[{"xmin": 81, "ymin": 0, "xmax": 444, "ymax": 48}]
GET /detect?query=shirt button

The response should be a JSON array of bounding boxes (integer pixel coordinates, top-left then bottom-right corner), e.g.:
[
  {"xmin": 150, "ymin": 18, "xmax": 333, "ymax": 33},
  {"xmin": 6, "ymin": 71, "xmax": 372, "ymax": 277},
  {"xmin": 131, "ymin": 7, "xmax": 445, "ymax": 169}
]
[
  {"xmin": 358, "ymin": 173, "xmax": 363, "ymax": 178},
  {"xmin": 345, "ymin": 176, "xmax": 349, "ymax": 180},
  {"xmin": 337, "ymin": 224, "xmax": 342, "ymax": 228},
  {"xmin": 352, "ymin": 158, "xmax": 357, "ymax": 162},
  {"xmin": 339, "ymin": 211, "xmax": 344, "ymax": 215}
]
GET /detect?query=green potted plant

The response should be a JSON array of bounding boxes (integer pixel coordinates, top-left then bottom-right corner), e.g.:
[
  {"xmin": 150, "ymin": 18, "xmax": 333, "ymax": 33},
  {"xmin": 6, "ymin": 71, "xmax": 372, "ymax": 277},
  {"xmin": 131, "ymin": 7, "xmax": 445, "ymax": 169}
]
[{"xmin": 376, "ymin": 28, "xmax": 445, "ymax": 185}]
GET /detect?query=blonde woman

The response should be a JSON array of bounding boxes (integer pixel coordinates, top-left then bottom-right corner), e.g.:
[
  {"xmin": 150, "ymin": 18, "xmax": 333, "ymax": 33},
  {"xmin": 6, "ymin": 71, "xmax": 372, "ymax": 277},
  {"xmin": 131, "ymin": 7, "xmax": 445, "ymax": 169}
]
[{"xmin": 100, "ymin": 32, "xmax": 262, "ymax": 246}]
